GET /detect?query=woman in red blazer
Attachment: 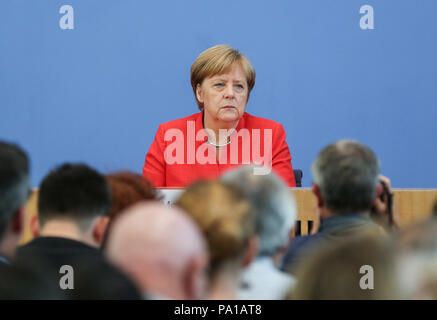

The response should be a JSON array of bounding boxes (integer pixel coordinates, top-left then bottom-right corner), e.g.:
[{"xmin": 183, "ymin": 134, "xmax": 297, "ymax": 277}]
[{"xmin": 143, "ymin": 45, "xmax": 296, "ymax": 188}]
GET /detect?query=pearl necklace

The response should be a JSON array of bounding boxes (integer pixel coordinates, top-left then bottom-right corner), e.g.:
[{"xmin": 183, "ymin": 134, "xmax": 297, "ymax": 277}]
[{"xmin": 206, "ymin": 137, "xmax": 231, "ymax": 147}]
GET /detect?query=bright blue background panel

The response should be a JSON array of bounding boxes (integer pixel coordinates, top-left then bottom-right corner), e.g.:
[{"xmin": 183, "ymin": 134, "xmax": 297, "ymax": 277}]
[{"xmin": 0, "ymin": 1, "xmax": 436, "ymax": 187}]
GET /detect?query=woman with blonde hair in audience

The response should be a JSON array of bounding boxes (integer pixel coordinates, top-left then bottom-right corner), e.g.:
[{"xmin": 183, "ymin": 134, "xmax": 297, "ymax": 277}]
[{"xmin": 175, "ymin": 180, "xmax": 258, "ymax": 299}]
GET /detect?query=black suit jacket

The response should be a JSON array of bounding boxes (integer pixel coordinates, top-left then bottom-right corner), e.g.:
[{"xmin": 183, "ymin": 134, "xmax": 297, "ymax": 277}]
[{"xmin": 15, "ymin": 237, "xmax": 141, "ymax": 299}]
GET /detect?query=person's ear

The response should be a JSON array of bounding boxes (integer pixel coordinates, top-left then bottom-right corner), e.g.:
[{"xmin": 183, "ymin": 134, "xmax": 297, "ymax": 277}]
[
  {"xmin": 312, "ymin": 183, "xmax": 324, "ymax": 208},
  {"xmin": 93, "ymin": 216, "xmax": 110, "ymax": 246},
  {"xmin": 196, "ymin": 84, "xmax": 204, "ymax": 104},
  {"xmin": 30, "ymin": 214, "xmax": 40, "ymax": 238},
  {"xmin": 371, "ymin": 182, "xmax": 384, "ymax": 207},
  {"xmin": 183, "ymin": 255, "xmax": 208, "ymax": 300},
  {"xmin": 242, "ymin": 235, "xmax": 259, "ymax": 268},
  {"xmin": 11, "ymin": 207, "xmax": 25, "ymax": 235}
]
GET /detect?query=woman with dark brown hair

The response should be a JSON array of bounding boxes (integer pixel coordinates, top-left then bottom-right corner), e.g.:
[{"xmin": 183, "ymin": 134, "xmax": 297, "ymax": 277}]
[{"xmin": 100, "ymin": 171, "xmax": 159, "ymax": 249}]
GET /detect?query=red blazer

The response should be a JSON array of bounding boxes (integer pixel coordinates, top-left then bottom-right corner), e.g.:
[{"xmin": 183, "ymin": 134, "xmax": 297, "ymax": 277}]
[{"xmin": 143, "ymin": 111, "xmax": 296, "ymax": 188}]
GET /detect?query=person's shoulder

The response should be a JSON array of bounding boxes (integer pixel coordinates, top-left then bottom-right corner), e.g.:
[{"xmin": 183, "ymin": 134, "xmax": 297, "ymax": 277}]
[
  {"xmin": 281, "ymin": 233, "xmax": 324, "ymax": 273},
  {"xmin": 291, "ymin": 233, "xmax": 322, "ymax": 250},
  {"xmin": 158, "ymin": 112, "xmax": 201, "ymax": 131},
  {"xmin": 16, "ymin": 237, "xmax": 42, "ymax": 252},
  {"xmin": 283, "ymin": 233, "xmax": 324, "ymax": 262},
  {"xmin": 16, "ymin": 237, "xmax": 99, "ymax": 261},
  {"xmin": 242, "ymin": 112, "xmax": 284, "ymax": 130}
]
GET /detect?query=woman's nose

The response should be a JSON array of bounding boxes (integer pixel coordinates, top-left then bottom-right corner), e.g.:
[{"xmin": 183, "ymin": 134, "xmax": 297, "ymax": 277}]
[{"xmin": 223, "ymin": 84, "xmax": 235, "ymax": 98}]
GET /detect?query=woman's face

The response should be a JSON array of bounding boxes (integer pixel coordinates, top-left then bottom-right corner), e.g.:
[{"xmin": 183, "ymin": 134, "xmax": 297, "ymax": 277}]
[{"xmin": 196, "ymin": 64, "xmax": 248, "ymax": 125}]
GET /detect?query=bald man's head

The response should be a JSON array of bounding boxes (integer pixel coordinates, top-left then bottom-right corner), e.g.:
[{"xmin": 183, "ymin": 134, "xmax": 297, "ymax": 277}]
[{"xmin": 105, "ymin": 202, "xmax": 208, "ymax": 300}]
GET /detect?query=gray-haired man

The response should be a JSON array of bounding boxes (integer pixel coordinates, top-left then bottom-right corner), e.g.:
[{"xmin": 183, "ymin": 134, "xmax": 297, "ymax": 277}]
[{"xmin": 281, "ymin": 139, "xmax": 389, "ymax": 274}]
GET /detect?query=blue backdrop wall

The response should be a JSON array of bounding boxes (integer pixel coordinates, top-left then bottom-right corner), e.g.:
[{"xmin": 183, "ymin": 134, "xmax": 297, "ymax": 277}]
[{"xmin": 1, "ymin": 0, "xmax": 436, "ymax": 188}]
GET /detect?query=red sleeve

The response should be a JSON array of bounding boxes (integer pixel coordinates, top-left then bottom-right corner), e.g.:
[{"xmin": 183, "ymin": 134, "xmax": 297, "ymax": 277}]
[
  {"xmin": 272, "ymin": 124, "xmax": 296, "ymax": 187},
  {"xmin": 143, "ymin": 124, "xmax": 166, "ymax": 188}
]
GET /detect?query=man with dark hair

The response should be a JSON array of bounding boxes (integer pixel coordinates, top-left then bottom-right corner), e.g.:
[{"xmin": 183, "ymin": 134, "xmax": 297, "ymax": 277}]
[
  {"xmin": 282, "ymin": 139, "xmax": 391, "ymax": 274},
  {"xmin": 33, "ymin": 163, "xmax": 112, "ymax": 244},
  {"xmin": 15, "ymin": 163, "xmax": 141, "ymax": 299},
  {"xmin": 0, "ymin": 141, "xmax": 30, "ymax": 263}
]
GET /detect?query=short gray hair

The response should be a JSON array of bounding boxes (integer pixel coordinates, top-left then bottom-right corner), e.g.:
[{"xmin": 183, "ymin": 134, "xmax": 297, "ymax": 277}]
[
  {"xmin": 312, "ymin": 139, "xmax": 380, "ymax": 214},
  {"xmin": 221, "ymin": 165, "xmax": 296, "ymax": 257}
]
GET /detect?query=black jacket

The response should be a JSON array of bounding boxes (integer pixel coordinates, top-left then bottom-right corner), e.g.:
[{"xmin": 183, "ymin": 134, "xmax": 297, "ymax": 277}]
[{"xmin": 15, "ymin": 237, "xmax": 141, "ymax": 299}]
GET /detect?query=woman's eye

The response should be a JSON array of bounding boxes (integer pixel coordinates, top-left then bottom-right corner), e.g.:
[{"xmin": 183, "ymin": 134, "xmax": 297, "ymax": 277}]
[
  {"xmin": 235, "ymin": 84, "xmax": 244, "ymax": 90},
  {"xmin": 214, "ymin": 83, "xmax": 224, "ymax": 87}
]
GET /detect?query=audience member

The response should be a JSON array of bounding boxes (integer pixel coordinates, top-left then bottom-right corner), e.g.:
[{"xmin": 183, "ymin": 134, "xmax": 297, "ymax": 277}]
[
  {"xmin": 100, "ymin": 171, "xmax": 159, "ymax": 248},
  {"xmin": 287, "ymin": 231, "xmax": 401, "ymax": 299},
  {"xmin": 175, "ymin": 180, "xmax": 258, "ymax": 299},
  {"xmin": 106, "ymin": 202, "xmax": 209, "ymax": 300},
  {"xmin": 221, "ymin": 165, "xmax": 297, "ymax": 299},
  {"xmin": 1, "ymin": 139, "xmax": 432, "ymax": 301},
  {"xmin": 396, "ymin": 219, "xmax": 437, "ymax": 299},
  {"xmin": 15, "ymin": 163, "xmax": 141, "ymax": 299},
  {"xmin": 0, "ymin": 141, "xmax": 60, "ymax": 298},
  {"xmin": 0, "ymin": 141, "xmax": 30, "ymax": 263},
  {"xmin": 281, "ymin": 139, "xmax": 388, "ymax": 274}
]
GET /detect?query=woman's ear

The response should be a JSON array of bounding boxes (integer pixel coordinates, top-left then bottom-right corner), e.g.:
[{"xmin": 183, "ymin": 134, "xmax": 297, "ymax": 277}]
[{"xmin": 196, "ymin": 84, "xmax": 204, "ymax": 104}]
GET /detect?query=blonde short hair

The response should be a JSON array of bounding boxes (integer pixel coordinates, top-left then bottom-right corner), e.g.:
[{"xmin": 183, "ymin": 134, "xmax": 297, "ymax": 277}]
[
  {"xmin": 190, "ymin": 45, "xmax": 256, "ymax": 110},
  {"xmin": 175, "ymin": 180, "xmax": 256, "ymax": 278}
]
